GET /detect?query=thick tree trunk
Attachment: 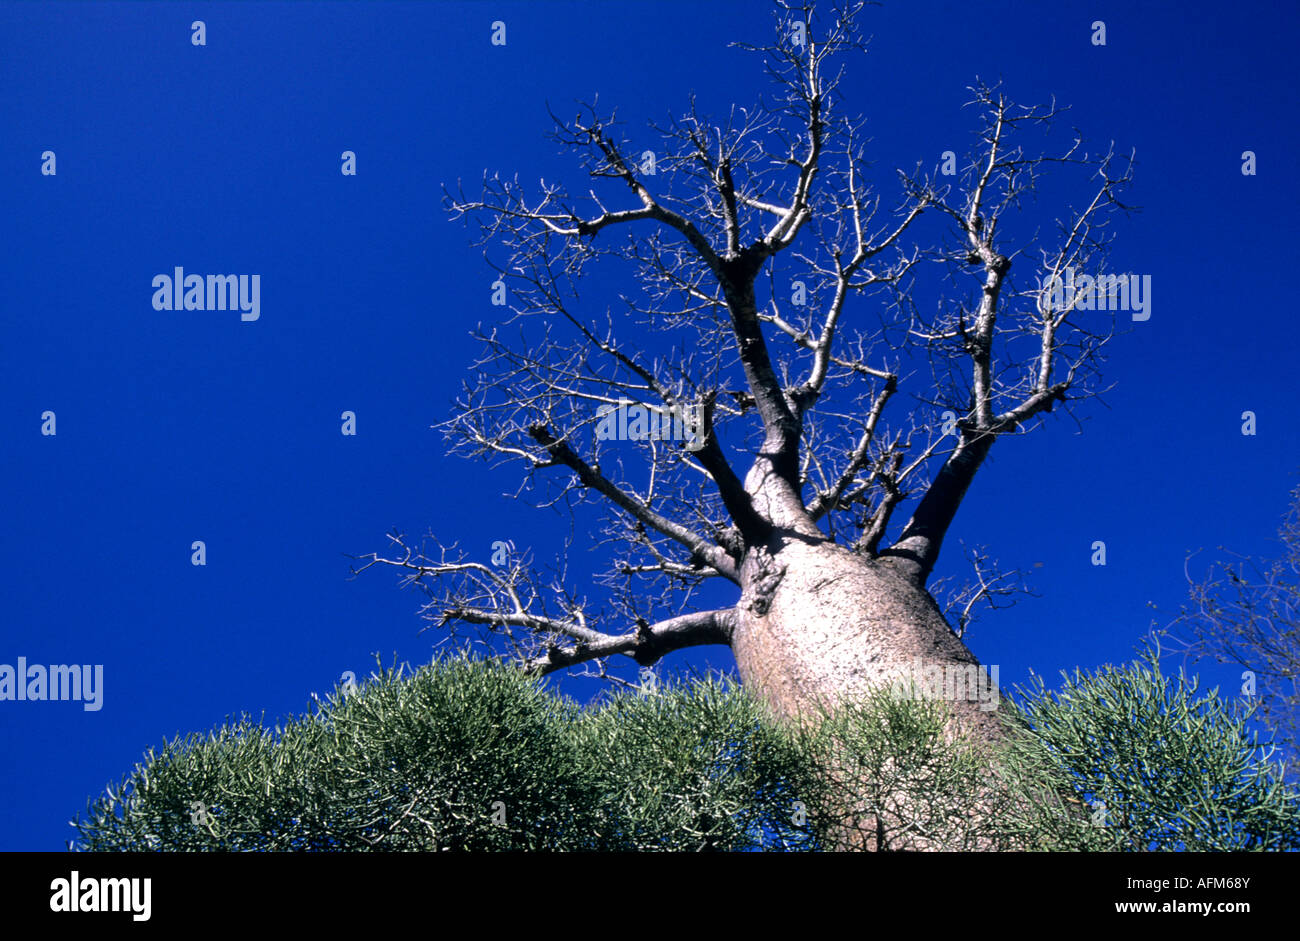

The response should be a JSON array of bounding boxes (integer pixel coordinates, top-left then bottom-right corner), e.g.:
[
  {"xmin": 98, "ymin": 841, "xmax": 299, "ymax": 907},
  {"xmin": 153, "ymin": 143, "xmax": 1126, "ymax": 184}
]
[
  {"xmin": 731, "ymin": 532, "xmax": 1007, "ymax": 849},
  {"xmin": 733, "ymin": 535, "xmax": 1000, "ymax": 737}
]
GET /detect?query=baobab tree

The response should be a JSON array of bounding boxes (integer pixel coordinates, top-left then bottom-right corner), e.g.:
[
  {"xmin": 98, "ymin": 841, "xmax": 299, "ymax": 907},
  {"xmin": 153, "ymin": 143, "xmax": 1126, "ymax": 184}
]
[{"xmin": 357, "ymin": 1, "xmax": 1134, "ymax": 761}]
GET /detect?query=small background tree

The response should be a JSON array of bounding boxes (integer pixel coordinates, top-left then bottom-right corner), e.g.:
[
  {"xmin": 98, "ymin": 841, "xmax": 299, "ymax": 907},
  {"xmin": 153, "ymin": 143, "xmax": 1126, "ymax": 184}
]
[{"xmin": 1160, "ymin": 483, "xmax": 1300, "ymax": 783}]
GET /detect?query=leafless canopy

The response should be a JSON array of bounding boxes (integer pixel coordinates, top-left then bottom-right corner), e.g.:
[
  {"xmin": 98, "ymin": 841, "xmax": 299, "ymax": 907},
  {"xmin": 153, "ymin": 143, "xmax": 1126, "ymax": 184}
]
[{"xmin": 353, "ymin": 0, "xmax": 1135, "ymax": 682}]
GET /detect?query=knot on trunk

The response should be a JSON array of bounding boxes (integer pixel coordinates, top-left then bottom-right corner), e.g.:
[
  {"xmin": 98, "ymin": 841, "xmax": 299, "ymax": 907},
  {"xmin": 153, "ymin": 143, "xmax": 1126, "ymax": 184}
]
[
  {"xmin": 744, "ymin": 546, "xmax": 787, "ymax": 616},
  {"xmin": 631, "ymin": 616, "xmax": 660, "ymax": 666}
]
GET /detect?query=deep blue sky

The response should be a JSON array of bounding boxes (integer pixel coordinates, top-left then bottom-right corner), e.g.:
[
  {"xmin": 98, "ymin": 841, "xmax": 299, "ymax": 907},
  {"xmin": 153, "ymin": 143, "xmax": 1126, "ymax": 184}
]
[{"xmin": 1, "ymin": 1, "xmax": 1297, "ymax": 850}]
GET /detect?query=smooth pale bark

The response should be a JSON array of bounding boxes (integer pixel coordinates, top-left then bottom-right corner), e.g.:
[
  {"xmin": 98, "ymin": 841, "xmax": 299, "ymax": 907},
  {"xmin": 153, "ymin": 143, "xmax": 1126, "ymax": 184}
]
[
  {"xmin": 732, "ymin": 536, "xmax": 1004, "ymax": 747},
  {"xmin": 728, "ymin": 467, "xmax": 1009, "ymax": 850}
]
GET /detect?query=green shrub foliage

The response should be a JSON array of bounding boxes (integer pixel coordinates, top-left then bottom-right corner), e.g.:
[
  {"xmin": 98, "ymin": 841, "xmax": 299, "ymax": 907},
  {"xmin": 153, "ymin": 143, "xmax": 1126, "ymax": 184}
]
[
  {"xmin": 72, "ymin": 652, "xmax": 1299, "ymax": 851},
  {"xmin": 997, "ymin": 651, "xmax": 1300, "ymax": 851}
]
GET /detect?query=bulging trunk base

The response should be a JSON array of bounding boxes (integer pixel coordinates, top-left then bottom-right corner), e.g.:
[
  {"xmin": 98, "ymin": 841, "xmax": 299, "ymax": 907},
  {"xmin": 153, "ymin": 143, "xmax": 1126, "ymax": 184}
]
[
  {"xmin": 733, "ymin": 537, "xmax": 1001, "ymax": 739},
  {"xmin": 731, "ymin": 536, "xmax": 1010, "ymax": 849}
]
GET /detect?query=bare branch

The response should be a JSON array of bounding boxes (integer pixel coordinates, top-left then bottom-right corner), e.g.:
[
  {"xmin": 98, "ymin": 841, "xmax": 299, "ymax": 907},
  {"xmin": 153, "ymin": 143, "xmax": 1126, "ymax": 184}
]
[{"xmin": 522, "ymin": 608, "xmax": 737, "ymax": 675}]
